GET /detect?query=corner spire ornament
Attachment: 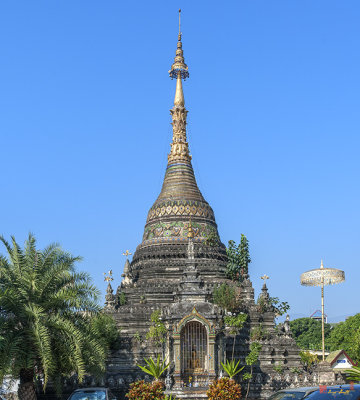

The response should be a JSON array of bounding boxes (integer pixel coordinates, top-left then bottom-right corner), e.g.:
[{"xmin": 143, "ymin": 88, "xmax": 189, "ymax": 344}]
[
  {"xmin": 104, "ymin": 270, "xmax": 115, "ymax": 309},
  {"xmin": 103, "ymin": 269, "xmax": 114, "ymax": 282},
  {"xmin": 122, "ymin": 250, "xmax": 132, "ymax": 259}
]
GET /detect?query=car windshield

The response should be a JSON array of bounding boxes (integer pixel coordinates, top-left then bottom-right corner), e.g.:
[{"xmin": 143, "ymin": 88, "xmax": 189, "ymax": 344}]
[
  {"xmin": 69, "ymin": 390, "xmax": 106, "ymax": 400},
  {"xmin": 268, "ymin": 391, "xmax": 310, "ymax": 400},
  {"xmin": 307, "ymin": 388, "xmax": 360, "ymax": 400}
]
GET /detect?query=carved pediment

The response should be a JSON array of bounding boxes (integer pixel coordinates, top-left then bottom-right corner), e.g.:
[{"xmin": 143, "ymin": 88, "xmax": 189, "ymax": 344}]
[{"xmin": 173, "ymin": 307, "xmax": 215, "ymax": 335}]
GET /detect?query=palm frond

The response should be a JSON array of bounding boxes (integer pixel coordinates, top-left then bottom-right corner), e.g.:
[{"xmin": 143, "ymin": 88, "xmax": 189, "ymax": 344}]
[
  {"xmin": 0, "ymin": 235, "xmax": 13, "ymax": 258},
  {"xmin": 344, "ymin": 366, "xmax": 360, "ymax": 382},
  {"xmin": 32, "ymin": 316, "xmax": 55, "ymax": 388}
]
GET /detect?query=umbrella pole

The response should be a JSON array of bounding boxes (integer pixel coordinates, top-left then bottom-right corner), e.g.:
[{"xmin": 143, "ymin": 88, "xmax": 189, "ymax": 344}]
[{"xmin": 321, "ymin": 282, "xmax": 325, "ymax": 361}]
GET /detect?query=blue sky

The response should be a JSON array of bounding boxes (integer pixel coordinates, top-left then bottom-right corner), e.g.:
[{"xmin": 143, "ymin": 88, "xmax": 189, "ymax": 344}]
[{"xmin": 1, "ymin": 1, "xmax": 359, "ymax": 323}]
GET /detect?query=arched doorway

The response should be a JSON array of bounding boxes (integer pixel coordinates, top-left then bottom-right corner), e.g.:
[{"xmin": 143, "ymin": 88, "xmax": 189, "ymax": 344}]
[{"xmin": 180, "ymin": 321, "xmax": 207, "ymax": 384}]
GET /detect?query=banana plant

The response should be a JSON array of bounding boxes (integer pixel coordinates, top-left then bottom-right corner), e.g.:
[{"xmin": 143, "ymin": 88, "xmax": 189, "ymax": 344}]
[
  {"xmin": 221, "ymin": 359, "xmax": 244, "ymax": 379},
  {"xmin": 137, "ymin": 355, "xmax": 169, "ymax": 381},
  {"xmin": 345, "ymin": 365, "xmax": 360, "ymax": 382}
]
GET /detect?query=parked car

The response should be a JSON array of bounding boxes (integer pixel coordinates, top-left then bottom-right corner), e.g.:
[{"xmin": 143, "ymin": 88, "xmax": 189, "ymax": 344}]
[
  {"xmin": 268, "ymin": 387, "xmax": 319, "ymax": 400},
  {"xmin": 67, "ymin": 387, "xmax": 117, "ymax": 400},
  {"xmin": 306, "ymin": 384, "xmax": 360, "ymax": 400},
  {"xmin": 268, "ymin": 385, "xmax": 360, "ymax": 400}
]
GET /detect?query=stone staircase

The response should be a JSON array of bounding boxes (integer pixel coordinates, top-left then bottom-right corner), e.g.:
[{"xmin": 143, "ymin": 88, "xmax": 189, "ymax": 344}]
[{"xmin": 166, "ymin": 387, "xmax": 208, "ymax": 400}]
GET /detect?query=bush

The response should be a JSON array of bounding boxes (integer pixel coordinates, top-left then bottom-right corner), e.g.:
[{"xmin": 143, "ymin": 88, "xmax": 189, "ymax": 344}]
[
  {"xmin": 207, "ymin": 377, "xmax": 242, "ymax": 400},
  {"xmin": 126, "ymin": 380, "xmax": 164, "ymax": 400},
  {"xmin": 213, "ymin": 283, "xmax": 237, "ymax": 312},
  {"xmin": 299, "ymin": 350, "xmax": 319, "ymax": 372}
]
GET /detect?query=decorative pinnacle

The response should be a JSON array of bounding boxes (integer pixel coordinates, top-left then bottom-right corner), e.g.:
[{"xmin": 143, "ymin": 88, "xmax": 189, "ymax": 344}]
[
  {"xmin": 122, "ymin": 250, "xmax": 132, "ymax": 258},
  {"xmin": 320, "ymin": 259, "xmax": 324, "ymax": 268},
  {"xmin": 261, "ymin": 274, "xmax": 270, "ymax": 282},
  {"xmin": 103, "ymin": 269, "xmax": 114, "ymax": 282},
  {"xmin": 167, "ymin": 10, "xmax": 192, "ymax": 164},
  {"xmin": 169, "ymin": 9, "xmax": 189, "ymax": 80}
]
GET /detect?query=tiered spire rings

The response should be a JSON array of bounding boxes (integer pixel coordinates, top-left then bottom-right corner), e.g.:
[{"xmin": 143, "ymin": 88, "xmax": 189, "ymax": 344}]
[
  {"xmin": 168, "ymin": 9, "xmax": 191, "ymax": 164},
  {"xmin": 169, "ymin": 10, "xmax": 189, "ymax": 80}
]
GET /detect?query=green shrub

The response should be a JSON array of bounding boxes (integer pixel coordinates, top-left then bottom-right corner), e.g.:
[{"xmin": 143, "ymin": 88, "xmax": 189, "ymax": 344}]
[
  {"xmin": 213, "ymin": 283, "xmax": 237, "ymax": 312},
  {"xmin": 126, "ymin": 380, "xmax": 164, "ymax": 400},
  {"xmin": 221, "ymin": 359, "xmax": 244, "ymax": 379},
  {"xmin": 119, "ymin": 292, "xmax": 127, "ymax": 305},
  {"xmin": 207, "ymin": 377, "xmax": 242, "ymax": 400},
  {"xmin": 137, "ymin": 356, "xmax": 169, "ymax": 380}
]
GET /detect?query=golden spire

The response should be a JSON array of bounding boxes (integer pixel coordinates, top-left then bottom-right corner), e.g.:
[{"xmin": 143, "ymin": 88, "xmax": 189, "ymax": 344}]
[
  {"xmin": 174, "ymin": 72, "xmax": 185, "ymax": 106},
  {"xmin": 168, "ymin": 10, "xmax": 191, "ymax": 164}
]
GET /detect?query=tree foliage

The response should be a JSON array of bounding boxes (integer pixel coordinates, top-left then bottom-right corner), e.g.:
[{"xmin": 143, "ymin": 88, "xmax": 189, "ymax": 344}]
[
  {"xmin": 273, "ymin": 363, "xmax": 284, "ymax": 374},
  {"xmin": 250, "ymin": 325, "xmax": 268, "ymax": 341},
  {"xmin": 224, "ymin": 313, "xmax": 247, "ymax": 359},
  {"xmin": 146, "ymin": 310, "xmax": 167, "ymax": 353},
  {"xmin": 0, "ymin": 234, "xmax": 119, "ymax": 399},
  {"xmin": 119, "ymin": 292, "xmax": 127, "ymax": 306},
  {"xmin": 328, "ymin": 313, "xmax": 360, "ymax": 364},
  {"xmin": 89, "ymin": 312, "xmax": 121, "ymax": 351},
  {"xmin": 299, "ymin": 351, "xmax": 319, "ymax": 372},
  {"xmin": 204, "ymin": 228, "xmax": 220, "ymax": 247},
  {"xmin": 226, "ymin": 235, "xmax": 251, "ymax": 282},
  {"xmin": 223, "ymin": 314, "xmax": 247, "ymax": 335},
  {"xmin": 289, "ymin": 318, "xmax": 331, "ymax": 350},
  {"xmin": 269, "ymin": 297, "xmax": 290, "ymax": 317},
  {"xmin": 243, "ymin": 342, "xmax": 262, "ymax": 400},
  {"xmin": 213, "ymin": 283, "xmax": 237, "ymax": 312},
  {"xmin": 257, "ymin": 296, "xmax": 290, "ymax": 317},
  {"xmin": 245, "ymin": 342, "xmax": 262, "ymax": 367}
]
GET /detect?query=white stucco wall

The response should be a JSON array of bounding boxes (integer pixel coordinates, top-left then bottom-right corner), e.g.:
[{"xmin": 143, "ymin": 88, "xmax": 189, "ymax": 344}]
[{"xmin": 332, "ymin": 354, "xmax": 354, "ymax": 369}]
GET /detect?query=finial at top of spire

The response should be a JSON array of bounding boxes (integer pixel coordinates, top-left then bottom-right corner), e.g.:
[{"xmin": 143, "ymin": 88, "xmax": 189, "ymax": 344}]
[{"xmin": 169, "ymin": 9, "xmax": 189, "ymax": 80}]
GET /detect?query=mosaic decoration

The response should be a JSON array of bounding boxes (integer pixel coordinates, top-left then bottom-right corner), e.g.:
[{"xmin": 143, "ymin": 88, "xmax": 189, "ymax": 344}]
[
  {"xmin": 142, "ymin": 220, "xmax": 218, "ymax": 243},
  {"xmin": 146, "ymin": 200, "xmax": 215, "ymax": 223}
]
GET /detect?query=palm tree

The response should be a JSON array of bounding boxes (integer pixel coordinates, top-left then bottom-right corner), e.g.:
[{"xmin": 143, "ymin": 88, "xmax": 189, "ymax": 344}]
[{"xmin": 0, "ymin": 234, "xmax": 117, "ymax": 400}]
